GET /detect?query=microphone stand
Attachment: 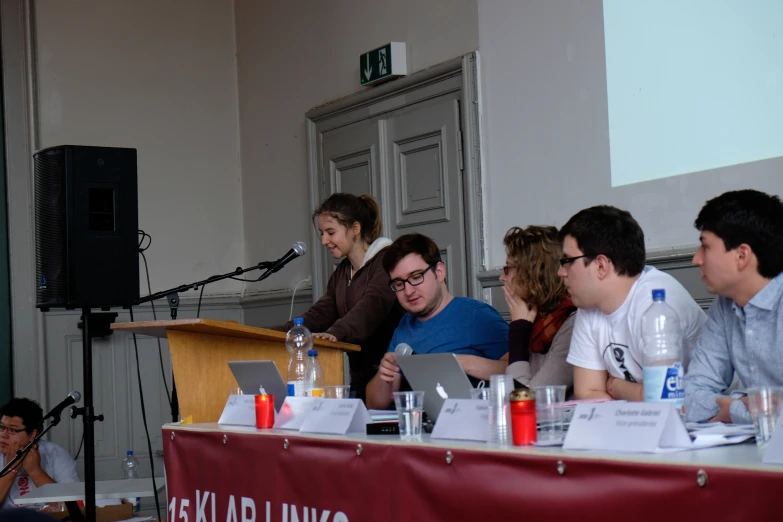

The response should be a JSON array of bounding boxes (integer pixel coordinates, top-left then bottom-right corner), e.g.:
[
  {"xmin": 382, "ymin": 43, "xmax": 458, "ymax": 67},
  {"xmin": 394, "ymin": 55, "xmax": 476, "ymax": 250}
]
[
  {"xmin": 133, "ymin": 259, "xmax": 280, "ymax": 423},
  {"xmin": 1, "ymin": 412, "xmax": 88, "ymax": 522},
  {"xmin": 134, "ymin": 260, "xmax": 277, "ymax": 320}
]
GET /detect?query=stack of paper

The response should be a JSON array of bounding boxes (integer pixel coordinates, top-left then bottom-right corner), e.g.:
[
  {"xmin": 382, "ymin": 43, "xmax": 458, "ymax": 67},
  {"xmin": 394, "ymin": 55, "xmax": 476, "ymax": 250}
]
[{"xmin": 686, "ymin": 422, "xmax": 755, "ymax": 448}]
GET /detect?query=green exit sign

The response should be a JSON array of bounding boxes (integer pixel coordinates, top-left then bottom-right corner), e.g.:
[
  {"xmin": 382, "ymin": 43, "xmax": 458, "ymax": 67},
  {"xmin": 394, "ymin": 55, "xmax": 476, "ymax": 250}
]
[{"xmin": 360, "ymin": 42, "xmax": 407, "ymax": 86}]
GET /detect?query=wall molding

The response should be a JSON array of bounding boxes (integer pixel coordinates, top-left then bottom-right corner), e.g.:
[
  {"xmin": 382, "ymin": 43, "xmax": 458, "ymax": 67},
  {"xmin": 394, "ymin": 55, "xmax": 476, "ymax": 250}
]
[
  {"xmin": 477, "ymin": 246, "xmax": 711, "ymax": 313},
  {"xmin": 478, "ymin": 247, "xmax": 700, "ymax": 289},
  {"xmin": 241, "ymin": 287, "xmax": 313, "ymax": 308},
  {"xmin": 38, "ymin": 289, "xmax": 314, "ymax": 320}
]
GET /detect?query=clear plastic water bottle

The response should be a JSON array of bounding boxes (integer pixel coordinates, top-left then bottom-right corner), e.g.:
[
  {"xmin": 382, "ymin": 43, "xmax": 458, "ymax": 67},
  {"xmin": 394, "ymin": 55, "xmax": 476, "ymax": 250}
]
[
  {"xmin": 642, "ymin": 289, "xmax": 684, "ymax": 414},
  {"xmin": 286, "ymin": 318, "xmax": 312, "ymax": 397},
  {"xmin": 304, "ymin": 349, "xmax": 325, "ymax": 397},
  {"xmin": 121, "ymin": 450, "xmax": 141, "ymax": 515}
]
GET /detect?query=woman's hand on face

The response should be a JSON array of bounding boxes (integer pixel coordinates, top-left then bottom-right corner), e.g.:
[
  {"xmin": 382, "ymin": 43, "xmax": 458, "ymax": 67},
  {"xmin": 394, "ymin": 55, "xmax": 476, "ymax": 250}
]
[
  {"xmin": 313, "ymin": 332, "xmax": 338, "ymax": 343},
  {"xmin": 502, "ymin": 284, "xmax": 537, "ymax": 323}
]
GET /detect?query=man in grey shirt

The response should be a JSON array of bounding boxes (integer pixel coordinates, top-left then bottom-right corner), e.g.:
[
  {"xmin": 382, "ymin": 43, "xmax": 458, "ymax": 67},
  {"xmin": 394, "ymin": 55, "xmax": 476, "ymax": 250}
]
[{"xmin": 685, "ymin": 189, "xmax": 783, "ymax": 424}]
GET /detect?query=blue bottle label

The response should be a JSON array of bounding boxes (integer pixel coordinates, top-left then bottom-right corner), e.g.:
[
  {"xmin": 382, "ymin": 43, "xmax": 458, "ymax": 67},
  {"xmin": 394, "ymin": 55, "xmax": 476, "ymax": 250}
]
[{"xmin": 643, "ymin": 363, "xmax": 684, "ymax": 405}]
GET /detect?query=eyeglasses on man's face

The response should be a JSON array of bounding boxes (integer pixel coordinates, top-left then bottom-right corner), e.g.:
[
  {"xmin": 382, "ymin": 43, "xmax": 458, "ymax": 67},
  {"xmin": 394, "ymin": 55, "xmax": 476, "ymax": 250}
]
[
  {"xmin": 559, "ymin": 255, "xmax": 589, "ymax": 267},
  {"xmin": 0, "ymin": 425, "xmax": 27, "ymax": 434},
  {"xmin": 389, "ymin": 264, "xmax": 436, "ymax": 292},
  {"xmin": 502, "ymin": 265, "xmax": 517, "ymax": 276}
]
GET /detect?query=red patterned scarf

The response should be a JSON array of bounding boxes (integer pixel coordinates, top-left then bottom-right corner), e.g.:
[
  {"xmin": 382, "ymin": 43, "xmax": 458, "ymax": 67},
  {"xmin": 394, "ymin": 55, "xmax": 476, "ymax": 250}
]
[{"xmin": 529, "ymin": 298, "xmax": 576, "ymax": 354}]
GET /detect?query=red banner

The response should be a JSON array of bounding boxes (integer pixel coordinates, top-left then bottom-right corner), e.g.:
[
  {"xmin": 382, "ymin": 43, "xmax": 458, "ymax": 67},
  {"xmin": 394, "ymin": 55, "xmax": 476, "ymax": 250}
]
[{"xmin": 164, "ymin": 427, "xmax": 782, "ymax": 522}]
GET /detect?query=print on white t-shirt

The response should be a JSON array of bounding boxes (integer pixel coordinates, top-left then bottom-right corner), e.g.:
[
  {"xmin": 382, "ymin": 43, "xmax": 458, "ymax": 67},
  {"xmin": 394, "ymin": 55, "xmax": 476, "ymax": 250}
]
[{"xmin": 604, "ymin": 342, "xmax": 639, "ymax": 382}]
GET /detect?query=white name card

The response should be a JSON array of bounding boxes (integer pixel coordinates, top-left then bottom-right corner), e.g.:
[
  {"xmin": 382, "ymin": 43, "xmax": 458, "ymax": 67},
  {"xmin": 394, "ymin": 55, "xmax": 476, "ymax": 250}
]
[
  {"xmin": 273, "ymin": 397, "xmax": 320, "ymax": 430},
  {"xmin": 563, "ymin": 402, "xmax": 691, "ymax": 453},
  {"xmin": 431, "ymin": 399, "xmax": 489, "ymax": 442},
  {"xmin": 218, "ymin": 395, "xmax": 257, "ymax": 427},
  {"xmin": 299, "ymin": 399, "xmax": 373, "ymax": 435},
  {"xmin": 762, "ymin": 414, "xmax": 783, "ymax": 464}
]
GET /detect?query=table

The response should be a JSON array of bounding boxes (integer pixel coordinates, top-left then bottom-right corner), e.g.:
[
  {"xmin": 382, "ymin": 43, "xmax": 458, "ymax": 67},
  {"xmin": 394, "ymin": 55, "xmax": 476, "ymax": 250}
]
[
  {"xmin": 13, "ymin": 478, "xmax": 166, "ymax": 504},
  {"xmin": 163, "ymin": 423, "xmax": 782, "ymax": 522}
]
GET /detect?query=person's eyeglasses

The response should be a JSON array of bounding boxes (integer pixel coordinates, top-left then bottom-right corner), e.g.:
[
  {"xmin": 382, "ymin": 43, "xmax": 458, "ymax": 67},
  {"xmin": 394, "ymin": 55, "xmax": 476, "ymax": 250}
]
[
  {"xmin": 502, "ymin": 265, "xmax": 516, "ymax": 276},
  {"xmin": 0, "ymin": 425, "xmax": 27, "ymax": 434},
  {"xmin": 559, "ymin": 255, "xmax": 589, "ymax": 267},
  {"xmin": 389, "ymin": 265, "xmax": 436, "ymax": 292}
]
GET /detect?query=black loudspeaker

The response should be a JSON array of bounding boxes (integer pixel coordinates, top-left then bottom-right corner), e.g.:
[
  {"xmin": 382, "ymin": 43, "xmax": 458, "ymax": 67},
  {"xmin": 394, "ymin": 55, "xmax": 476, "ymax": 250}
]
[{"xmin": 34, "ymin": 145, "xmax": 139, "ymax": 310}]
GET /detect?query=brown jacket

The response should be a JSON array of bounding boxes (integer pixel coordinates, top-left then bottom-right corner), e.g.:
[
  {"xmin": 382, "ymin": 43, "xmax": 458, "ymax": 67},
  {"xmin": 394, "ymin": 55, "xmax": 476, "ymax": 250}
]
[{"xmin": 272, "ymin": 243, "xmax": 404, "ymax": 399}]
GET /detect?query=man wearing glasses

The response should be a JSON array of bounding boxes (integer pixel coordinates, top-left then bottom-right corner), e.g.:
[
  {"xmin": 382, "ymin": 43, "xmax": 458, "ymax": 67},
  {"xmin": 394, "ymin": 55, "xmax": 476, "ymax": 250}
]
[
  {"xmin": 365, "ymin": 233, "xmax": 508, "ymax": 409},
  {"xmin": 557, "ymin": 206, "xmax": 707, "ymax": 401},
  {"xmin": 0, "ymin": 398, "xmax": 79, "ymax": 509}
]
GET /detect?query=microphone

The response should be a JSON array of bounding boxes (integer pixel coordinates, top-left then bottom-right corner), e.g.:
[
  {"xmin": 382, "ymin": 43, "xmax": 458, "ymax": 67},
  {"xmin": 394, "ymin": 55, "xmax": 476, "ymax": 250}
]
[
  {"xmin": 42, "ymin": 391, "xmax": 81, "ymax": 422},
  {"xmin": 269, "ymin": 242, "xmax": 307, "ymax": 274},
  {"xmin": 395, "ymin": 343, "xmax": 414, "ymax": 357}
]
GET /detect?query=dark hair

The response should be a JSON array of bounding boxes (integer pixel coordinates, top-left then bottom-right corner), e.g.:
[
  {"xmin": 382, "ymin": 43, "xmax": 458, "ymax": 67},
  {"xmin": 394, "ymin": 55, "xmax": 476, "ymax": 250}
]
[
  {"xmin": 382, "ymin": 233, "xmax": 442, "ymax": 274},
  {"xmin": 313, "ymin": 193, "xmax": 382, "ymax": 245},
  {"xmin": 0, "ymin": 398, "xmax": 43, "ymax": 434},
  {"xmin": 695, "ymin": 189, "xmax": 783, "ymax": 278},
  {"xmin": 504, "ymin": 226, "xmax": 568, "ymax": 315},
  {"xmin": 559, "ymin": 205, "xmax": 645, "ymax": 277}
]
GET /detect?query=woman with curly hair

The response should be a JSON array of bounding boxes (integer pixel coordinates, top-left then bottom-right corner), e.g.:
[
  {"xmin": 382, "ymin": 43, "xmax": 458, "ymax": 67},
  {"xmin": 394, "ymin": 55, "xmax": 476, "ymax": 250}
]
[{"xmin": 500, "ymin": 225, "xmax": 576, "ymax": 390}]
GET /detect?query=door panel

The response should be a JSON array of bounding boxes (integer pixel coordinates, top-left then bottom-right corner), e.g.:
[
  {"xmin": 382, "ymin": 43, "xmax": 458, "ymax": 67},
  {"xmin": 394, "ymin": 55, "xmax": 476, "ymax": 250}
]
[
  {"xmin": 315, "ymin": 94, "xmax": 467, "ymax": 297},
  {"xmin": 385, "ymin": 95, "xmax": 467, "ymax": 295},
  {"xmin": 319, "ymin": 120, "xmax": 381, "ymax": 276}
]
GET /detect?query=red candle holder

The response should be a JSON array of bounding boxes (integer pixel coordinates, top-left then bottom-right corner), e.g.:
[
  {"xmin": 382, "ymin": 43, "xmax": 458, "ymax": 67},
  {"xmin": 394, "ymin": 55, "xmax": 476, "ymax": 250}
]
[
  {"xmin": 510, "ymin": 389, "xmax": 537, "ymax": 446},
  {"xmin": 255, "ymin": 394, "xmax": 275, "ymax": 429}
]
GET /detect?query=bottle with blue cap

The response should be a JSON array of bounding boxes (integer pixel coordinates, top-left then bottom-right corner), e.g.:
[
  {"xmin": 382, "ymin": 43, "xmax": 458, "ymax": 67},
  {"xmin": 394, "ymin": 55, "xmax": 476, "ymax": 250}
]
[
  {"xmin": 304, "ymin": 349, "xmax": 325, "ymax": 397},
  {"xmin": 285, "ymin": 317, "xmax": 312, "ymax": 397},
  {"xmin": 642, "ymin": 289, "xmax": 684, "ymax": 414}
]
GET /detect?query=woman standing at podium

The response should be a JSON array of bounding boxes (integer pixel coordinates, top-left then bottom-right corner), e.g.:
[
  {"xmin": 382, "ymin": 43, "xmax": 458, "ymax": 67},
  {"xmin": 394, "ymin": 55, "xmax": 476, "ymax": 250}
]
[{"xmin": 272, "ymin": 193, "xmax": 405, "ymax": 401}]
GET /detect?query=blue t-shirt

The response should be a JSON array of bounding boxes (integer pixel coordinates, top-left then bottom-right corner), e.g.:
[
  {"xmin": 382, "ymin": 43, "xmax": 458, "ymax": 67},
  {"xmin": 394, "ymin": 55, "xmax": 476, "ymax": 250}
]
[{"xmin": 387, "ymin": 297, "xmax": 508, "ymax": 359}]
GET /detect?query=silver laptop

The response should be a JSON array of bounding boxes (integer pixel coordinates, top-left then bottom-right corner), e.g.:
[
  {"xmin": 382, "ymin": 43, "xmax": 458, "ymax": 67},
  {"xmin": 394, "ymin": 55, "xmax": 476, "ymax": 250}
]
[
  {"xmin": 396, "ymin": 353, "xmax": 474, "ymax": 422},
  {"xmin": 227, "ymin": 360, "xmax": 287, "ymax": 412}
]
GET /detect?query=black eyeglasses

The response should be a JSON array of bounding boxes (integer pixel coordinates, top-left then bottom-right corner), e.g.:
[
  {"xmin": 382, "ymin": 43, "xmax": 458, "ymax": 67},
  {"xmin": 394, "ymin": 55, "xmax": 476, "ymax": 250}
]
[
  {"xmin": 389, "ymin": 265, "xmax": 436, "ymax": 292},
  {"xmin": 559, "ymin": 255, "xmax": 589, "ymax": 267},
  {"xmin": 502, "ymin": 265, "xmax": 516, "ymax": 276},
  {"xmin": 0, "ymin": 425, "xmax": 27, "ymax": 434}
]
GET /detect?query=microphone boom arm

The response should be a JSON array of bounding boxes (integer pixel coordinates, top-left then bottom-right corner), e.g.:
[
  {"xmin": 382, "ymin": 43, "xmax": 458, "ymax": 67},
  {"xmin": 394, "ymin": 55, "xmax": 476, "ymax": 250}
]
[{"xmin": 135, "ymin": 260, "xmax": 275, "ymax": 319}]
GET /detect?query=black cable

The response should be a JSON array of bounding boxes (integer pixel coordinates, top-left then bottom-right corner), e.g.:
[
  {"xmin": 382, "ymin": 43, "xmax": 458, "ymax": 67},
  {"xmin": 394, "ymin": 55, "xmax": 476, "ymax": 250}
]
[
  {"xmin": 74, "ymin": 432, "xmax": 85, "ymax": 461},
  {"xmin": 196, "ymin": 285, "xmax": 205, "ymax": 318},
  {"xmin": 138, "ymin": 230, "xmax": 151, "ymax": 252},
  {"xmin": 140, "ymin": 250, "xmax": 172, "ymax": 409},
  {"xmin": 129, "ymin": 306, "xmax": 162, "ymax": 522},
  {"xmin": 229, "ymin": 276, "xmax": 260, "ymax": 282}
]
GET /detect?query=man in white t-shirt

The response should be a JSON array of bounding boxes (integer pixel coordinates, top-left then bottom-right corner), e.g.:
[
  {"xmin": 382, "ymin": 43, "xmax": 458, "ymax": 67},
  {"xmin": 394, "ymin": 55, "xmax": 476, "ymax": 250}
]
[
  {"xmin": 557, "ymin": 205, "xmax": 707, "ymax": 401},
  {"xmin": 0, "ymin": 398, "xmax": 79, "ymax": 510}
]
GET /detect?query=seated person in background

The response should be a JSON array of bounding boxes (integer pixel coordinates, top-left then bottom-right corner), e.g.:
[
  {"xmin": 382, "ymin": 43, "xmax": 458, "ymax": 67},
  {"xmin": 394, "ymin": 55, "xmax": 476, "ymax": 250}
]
[
  {"xmin": 271, "ymin": 193, "xmax": 405, "ymax": 401},
  {"xmin": 685, "ymin": 190, "xmax": 783, "ymax": 424},
  {"xmin": 365, "ymin": 233, "xmax": 508, "ymax": 409},
  {"xmin": 0, "ymin": 398, "xmax": 79, "ymax": 509},
  {"xmin": 501, "ymin": 226, "xmax": 577, "ymax": 390},
  {"xmin": 558, "ymin": 205, "xmax": 707, "ymax": 401}
]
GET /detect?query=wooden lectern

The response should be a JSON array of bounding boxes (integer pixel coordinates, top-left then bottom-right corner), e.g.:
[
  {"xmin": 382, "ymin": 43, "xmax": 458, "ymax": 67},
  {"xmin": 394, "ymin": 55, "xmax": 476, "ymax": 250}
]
[{"xmin": 111, "ymin": 319, "xmax": 360, "ymax": 423}]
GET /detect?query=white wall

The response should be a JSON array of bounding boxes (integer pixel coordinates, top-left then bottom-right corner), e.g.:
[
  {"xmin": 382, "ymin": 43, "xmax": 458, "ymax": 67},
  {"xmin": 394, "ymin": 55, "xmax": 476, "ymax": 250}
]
[
  {"xmin": 235, "ymin": 0, "xmax": 478, "ymax": 291},
  {"xmin": 34, "ymin": 0, "xmax": 244, "ymax": 295},
  {"xmin": 478, "ymin": 0, "xmax": 783, "ymax": 268}
]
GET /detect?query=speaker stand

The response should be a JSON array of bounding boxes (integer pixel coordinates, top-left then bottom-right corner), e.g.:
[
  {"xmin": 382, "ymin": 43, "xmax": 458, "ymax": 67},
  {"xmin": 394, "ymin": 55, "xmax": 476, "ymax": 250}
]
[{"xmin": 70, "ymin": 309, "xmax": 103, "ymax": 522}]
